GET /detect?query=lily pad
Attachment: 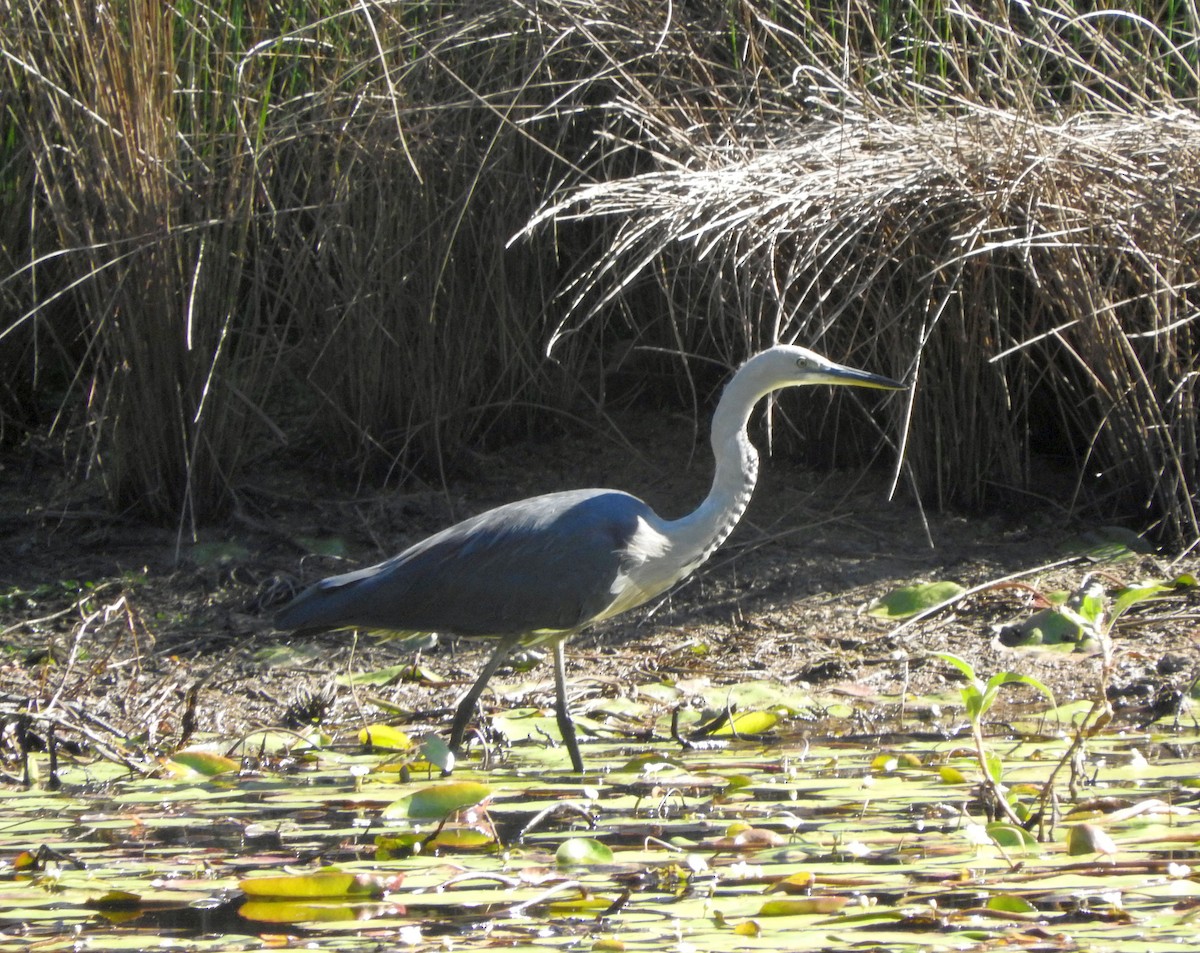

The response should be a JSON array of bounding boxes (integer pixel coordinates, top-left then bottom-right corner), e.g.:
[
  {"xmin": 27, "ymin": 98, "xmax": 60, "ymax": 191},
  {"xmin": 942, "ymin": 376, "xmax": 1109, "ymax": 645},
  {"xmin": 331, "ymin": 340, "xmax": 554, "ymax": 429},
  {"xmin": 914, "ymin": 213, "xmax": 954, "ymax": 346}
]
[
  {"xmin": 383, "ymin": 781, "xmax": 494, "ymax": 819},
  {"xmin": 556, "ymin": 837, "xmax": 614, "ymax": 866}
]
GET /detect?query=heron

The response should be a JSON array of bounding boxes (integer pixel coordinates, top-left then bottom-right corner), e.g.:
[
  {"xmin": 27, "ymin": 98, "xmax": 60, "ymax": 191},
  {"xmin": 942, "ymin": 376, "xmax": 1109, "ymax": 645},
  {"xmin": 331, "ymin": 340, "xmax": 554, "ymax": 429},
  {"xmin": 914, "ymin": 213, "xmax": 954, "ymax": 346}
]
[{"xmin": 275, "ymin": 345, "xmax": 904, "ymax": 772}]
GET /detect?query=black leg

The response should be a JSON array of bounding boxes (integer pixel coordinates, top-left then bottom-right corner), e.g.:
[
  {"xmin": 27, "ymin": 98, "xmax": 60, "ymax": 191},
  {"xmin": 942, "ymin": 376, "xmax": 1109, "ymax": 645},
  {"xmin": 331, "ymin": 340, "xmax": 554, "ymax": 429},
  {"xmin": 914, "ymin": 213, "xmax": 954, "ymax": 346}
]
[
  {"xmin": 448, "ymin": 633, "xmax": 522, "ymax": 757},
  {"xmin": 553, "ymin": 639, "xmax": 584, "ymax": 773}
]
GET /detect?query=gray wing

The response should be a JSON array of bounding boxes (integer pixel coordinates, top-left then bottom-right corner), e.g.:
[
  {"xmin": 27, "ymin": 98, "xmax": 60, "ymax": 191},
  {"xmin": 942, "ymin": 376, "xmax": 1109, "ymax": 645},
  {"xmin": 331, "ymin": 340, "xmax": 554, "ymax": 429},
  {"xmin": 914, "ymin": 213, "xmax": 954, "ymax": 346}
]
[{"xmin": 275, "ymin": 489, "xmax": 656, "ymax": 638}]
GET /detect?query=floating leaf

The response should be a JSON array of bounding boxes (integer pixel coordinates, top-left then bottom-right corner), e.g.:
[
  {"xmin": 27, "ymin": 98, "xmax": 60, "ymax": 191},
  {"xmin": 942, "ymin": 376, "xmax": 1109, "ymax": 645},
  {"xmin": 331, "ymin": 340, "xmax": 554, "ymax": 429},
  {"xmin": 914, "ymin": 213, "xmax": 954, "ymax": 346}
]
[
  {"xmin": 547, "ymin": 896, "xmax": 616, "ymax": 913},
  {"xmin": 721, "ymin": 774, "xmax": 754, "ymax": 794},
  {"xmin": 383, "ymin": 781, "xmax": 493, "ymax": 819},
  {"xmin": 164, "ymin": 750, "xmax": 239, "ymax": 777},
  {"xmin": 239, "ymin": 900, "xmax": 399, "ymax": 924},
  {"xmin": 85, "ymin": 889, "xmax": 141, "ymax": 908},
  {"xmin": 614, "ymin": 751, "xmax": 686, "ymax": 773},
  {"xmin": 871, "ymin": 753, "xmax": 899, "ymax": 772},
  {"xmin": 711, "ymin": 710, "xmax": 778, "ymax": 736},
  {"xmin": 556, "ymin": 837, "xmax": 614, "ymax": 867},
  {"xmin": 766, "ymin": 872, "xmax": 814, "ymax": 894},
  {"xmin": 1067, "ymin": 823, "xmax": 1118, "ymax": 857},
  {"xmin": 358, "ymin": 724, "xmax": 413, "ymax": 751},
  {"xmin": 758, "ymin": 897, "xmax": 849, "ymax": 916},
  {"xmin": 428, "ymin": 828, "xmax": 495, "ymax": 850},
  {"xmin": 986, "ymin": 823, "xmax": 1038, "ymax": 850},
  {"xmin": 986, "ymin": 894, "xmax": 1038, "ymax": 914},
  {"xmin": 868, "ymin": 581, "xmax": 965, "ymax": 619},
  {"xmin": 707, "ymin": 826, "xmax": 787, "ymax": 850},
  {"xmin": 239, "ymin": 869, "xmax": 390, "ymax": 900},
  {"xmin": 419, "ymin": 735, "xmax": 455, "ymax": 773}
]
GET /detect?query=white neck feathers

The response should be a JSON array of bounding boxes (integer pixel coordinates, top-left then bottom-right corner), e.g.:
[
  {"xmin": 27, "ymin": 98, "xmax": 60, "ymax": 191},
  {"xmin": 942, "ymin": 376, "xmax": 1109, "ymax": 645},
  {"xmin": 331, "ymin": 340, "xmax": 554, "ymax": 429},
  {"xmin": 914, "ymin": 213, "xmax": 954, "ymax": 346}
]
[{"xmin": 664, "ymin": 356, "xmax": 779, "ymax": 575}]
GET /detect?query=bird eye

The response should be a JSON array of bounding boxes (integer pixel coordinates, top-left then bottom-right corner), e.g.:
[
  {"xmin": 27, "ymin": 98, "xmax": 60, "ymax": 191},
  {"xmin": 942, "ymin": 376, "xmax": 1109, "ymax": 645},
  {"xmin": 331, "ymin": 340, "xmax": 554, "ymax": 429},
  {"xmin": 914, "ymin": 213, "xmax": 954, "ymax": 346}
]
[{"xmin": 794, "ymin": 357, "xmax": 813, "ymax": 371}]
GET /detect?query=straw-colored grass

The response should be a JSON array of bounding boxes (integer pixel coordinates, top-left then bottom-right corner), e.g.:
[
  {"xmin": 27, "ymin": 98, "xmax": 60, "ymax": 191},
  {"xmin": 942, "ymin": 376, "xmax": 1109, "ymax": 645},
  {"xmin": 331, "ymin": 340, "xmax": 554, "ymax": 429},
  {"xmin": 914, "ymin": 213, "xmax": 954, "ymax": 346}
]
[
  {"xmin": 536, "ymin": 108, "xmax": 1200, "ymax": 538},
  {"xmin": 3, "ymin": 0, "xmax": 1199, "ymax": 544}
]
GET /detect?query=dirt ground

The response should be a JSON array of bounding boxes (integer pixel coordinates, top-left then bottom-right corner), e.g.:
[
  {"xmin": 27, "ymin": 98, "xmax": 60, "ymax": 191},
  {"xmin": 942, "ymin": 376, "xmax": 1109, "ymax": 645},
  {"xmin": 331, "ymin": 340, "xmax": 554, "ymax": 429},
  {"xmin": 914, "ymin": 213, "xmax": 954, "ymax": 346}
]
[{"xmin": 2, "ymin": 411, "xmax": 1199, "ymax": 766}]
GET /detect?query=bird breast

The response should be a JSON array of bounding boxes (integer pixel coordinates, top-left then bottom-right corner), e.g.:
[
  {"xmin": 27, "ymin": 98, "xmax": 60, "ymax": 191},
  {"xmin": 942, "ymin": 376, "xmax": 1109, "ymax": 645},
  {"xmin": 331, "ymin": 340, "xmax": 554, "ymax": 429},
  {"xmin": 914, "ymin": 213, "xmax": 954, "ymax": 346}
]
[{"xmin": 597, "ymin": 516, "xmax": 679, "ymax": 621}]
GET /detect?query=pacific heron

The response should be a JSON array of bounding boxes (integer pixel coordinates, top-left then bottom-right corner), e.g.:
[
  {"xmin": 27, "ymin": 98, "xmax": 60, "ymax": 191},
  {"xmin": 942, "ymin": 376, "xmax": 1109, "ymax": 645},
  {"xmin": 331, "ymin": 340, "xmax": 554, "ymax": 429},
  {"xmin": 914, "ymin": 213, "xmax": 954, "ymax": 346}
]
[{"xmin": 275, "ymin": 345, "xmax": 904, "ymax": 771}]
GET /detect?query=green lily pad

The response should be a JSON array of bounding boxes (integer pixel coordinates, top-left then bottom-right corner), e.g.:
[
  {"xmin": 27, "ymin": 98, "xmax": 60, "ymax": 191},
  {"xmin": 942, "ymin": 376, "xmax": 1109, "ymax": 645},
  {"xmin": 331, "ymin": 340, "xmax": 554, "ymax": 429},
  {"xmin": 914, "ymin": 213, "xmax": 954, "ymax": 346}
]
[
  {"xmin": 383, "ymin": 781, "xmax": 493, "ymax": 819},
  {"xmin": 239, "ymin": 869, "xmax": 390, "ymax": 899},
  {"xmin": 556, "ymin": 837, "xmax": 614, "ymax": 867}
]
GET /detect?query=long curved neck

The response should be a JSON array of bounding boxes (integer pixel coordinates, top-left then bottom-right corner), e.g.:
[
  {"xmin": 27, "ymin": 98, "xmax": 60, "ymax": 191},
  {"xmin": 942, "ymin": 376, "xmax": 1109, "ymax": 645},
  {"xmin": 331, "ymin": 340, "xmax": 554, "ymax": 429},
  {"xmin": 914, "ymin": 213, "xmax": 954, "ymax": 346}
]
[{"xmin": 665, "ymin": 366, "xmax": 769, "ymax": 575}]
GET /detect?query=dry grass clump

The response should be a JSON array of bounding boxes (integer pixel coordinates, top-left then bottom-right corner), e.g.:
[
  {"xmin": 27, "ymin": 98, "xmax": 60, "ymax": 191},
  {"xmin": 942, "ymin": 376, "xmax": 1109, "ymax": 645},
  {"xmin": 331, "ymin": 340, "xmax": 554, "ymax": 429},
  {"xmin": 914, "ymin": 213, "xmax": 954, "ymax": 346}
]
[
  {"xmin": 526, "ymin": 3, "xmax": 1200, "ymax": 544},
  {"xmin": 1, "ymin": 0, "xmax": 764, "ymax": 526},
  {"xmin": 537, "ymin": 108, "xmax": 1200, "ymax": 540},
  {"xmin": 3, "ymin": 0, "xmax": 1200, "ymax": 544},
  {"xmin": 3, "ymin": 0, "xmax": 301, "ymax": 528}
]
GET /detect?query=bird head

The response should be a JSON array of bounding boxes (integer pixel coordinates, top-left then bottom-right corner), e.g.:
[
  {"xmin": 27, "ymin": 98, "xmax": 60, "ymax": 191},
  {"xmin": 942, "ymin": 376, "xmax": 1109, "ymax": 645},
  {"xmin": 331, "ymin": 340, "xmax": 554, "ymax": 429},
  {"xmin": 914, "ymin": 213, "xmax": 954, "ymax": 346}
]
[{"xmin": 749, "ymin": 344, "xmax": 906, "ymax": 394}]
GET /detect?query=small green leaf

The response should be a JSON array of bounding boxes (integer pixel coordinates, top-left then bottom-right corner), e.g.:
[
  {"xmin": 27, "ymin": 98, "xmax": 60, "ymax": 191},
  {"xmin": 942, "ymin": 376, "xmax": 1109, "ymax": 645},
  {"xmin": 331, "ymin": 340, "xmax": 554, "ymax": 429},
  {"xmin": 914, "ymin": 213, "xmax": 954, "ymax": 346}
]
[
  {"xmin": 1111, "ymin": 582, "xmax": 1171, "ymax": 619},
  {"xmin": 986, "ymin": 894, "xmax": 1037, "ymax": 914},
  {"xmin": 868, "ymin": 581, "xmax": 966, "ymax": 619},
  {"xmin": 722, "ymin": 774, "xmax": 754, "ymax": 793},
  {"xmin": 556, "ymin": 837, "xmax": 614, "ymax": 867},
  {"xmin": 982, "ymin": 671, "xmax": 1057, "ymax": 710},
  {"xmin": 934, "ymin": 652, "xmax": 978, "ymax": 683},
  {"xmin": 374, "ymin": 833, "xmax": 423, "ymax": 859},
  {"xmin": 765, "ymin": 872, "xmax": 814, "ymax": 894},
  {"xmin": 985, "ymin": 823, "xmax": 1038, "ymax": 849}
]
